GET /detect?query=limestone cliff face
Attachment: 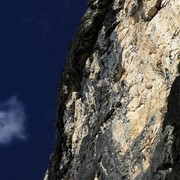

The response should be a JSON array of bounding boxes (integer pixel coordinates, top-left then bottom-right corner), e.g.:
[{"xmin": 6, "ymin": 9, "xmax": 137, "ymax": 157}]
[{"xmin": 45, "ymin": 0, "xmax": 180, "ymax": 179}]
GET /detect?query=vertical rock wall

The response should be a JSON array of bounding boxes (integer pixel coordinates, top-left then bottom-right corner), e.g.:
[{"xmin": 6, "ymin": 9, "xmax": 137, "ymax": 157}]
[{"xmin": 46, "ymin": 0, "xmax": 180, "ymax": 179}]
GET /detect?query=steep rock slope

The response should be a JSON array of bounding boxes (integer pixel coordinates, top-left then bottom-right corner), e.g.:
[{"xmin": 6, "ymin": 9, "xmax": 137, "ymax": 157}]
[{"xmin": 45, "ymin": 0, "xmax": 180, "ymax": 179}]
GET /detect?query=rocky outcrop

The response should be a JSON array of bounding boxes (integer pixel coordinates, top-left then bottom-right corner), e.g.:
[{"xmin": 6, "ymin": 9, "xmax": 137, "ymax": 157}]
[{"xmin": 45, "ymin": 0, "xmax": 180, "ymax": 179}]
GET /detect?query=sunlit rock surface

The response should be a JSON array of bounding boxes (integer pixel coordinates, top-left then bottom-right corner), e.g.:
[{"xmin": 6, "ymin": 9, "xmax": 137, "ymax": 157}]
[{"xmin": 46, "ymin": 0, "xmax": 180, "ymax": 179}]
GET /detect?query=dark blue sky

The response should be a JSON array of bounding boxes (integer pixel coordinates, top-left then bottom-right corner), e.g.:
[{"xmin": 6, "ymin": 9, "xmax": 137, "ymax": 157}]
[{"xmin": 0, "ymin": 0, "xmax": 86, "ymax": 179}]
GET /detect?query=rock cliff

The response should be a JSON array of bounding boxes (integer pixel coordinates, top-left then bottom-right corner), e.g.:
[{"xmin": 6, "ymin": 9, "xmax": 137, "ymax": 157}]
[{"xmin": 45, "ymin": 0, "xmax": 180, "ymax": 179}]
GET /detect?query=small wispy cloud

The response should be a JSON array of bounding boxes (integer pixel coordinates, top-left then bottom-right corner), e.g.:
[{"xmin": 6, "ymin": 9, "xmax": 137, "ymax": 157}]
[
  {"xmin": 0, "ymin": 96, "xmax": 27, "ymax": 146},
  {"xmin": 63, "ymin": 0, "xmax": 70, "ymax": 9}
]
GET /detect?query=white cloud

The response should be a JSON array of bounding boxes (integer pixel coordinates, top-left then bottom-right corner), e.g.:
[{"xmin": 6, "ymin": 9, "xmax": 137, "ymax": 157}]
[{"xmin": 0, "ymin": 96, "xmax": 27, "ymax": 146}]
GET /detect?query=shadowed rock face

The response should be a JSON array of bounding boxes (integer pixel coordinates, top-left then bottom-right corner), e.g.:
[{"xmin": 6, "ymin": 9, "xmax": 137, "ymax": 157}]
[
  {"xmin": 45, "ymin": 0, "xmax": 180, "ymax": 179},
  {"xmin": 162, "ymin": 76, "xmax": 180, "ymax": 180}
]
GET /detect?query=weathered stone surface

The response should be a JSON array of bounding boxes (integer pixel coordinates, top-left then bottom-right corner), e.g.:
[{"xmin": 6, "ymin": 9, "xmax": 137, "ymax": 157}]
[{"xmin": 45, "ymin": 0, "xmax": 180, "ymax": 179}]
